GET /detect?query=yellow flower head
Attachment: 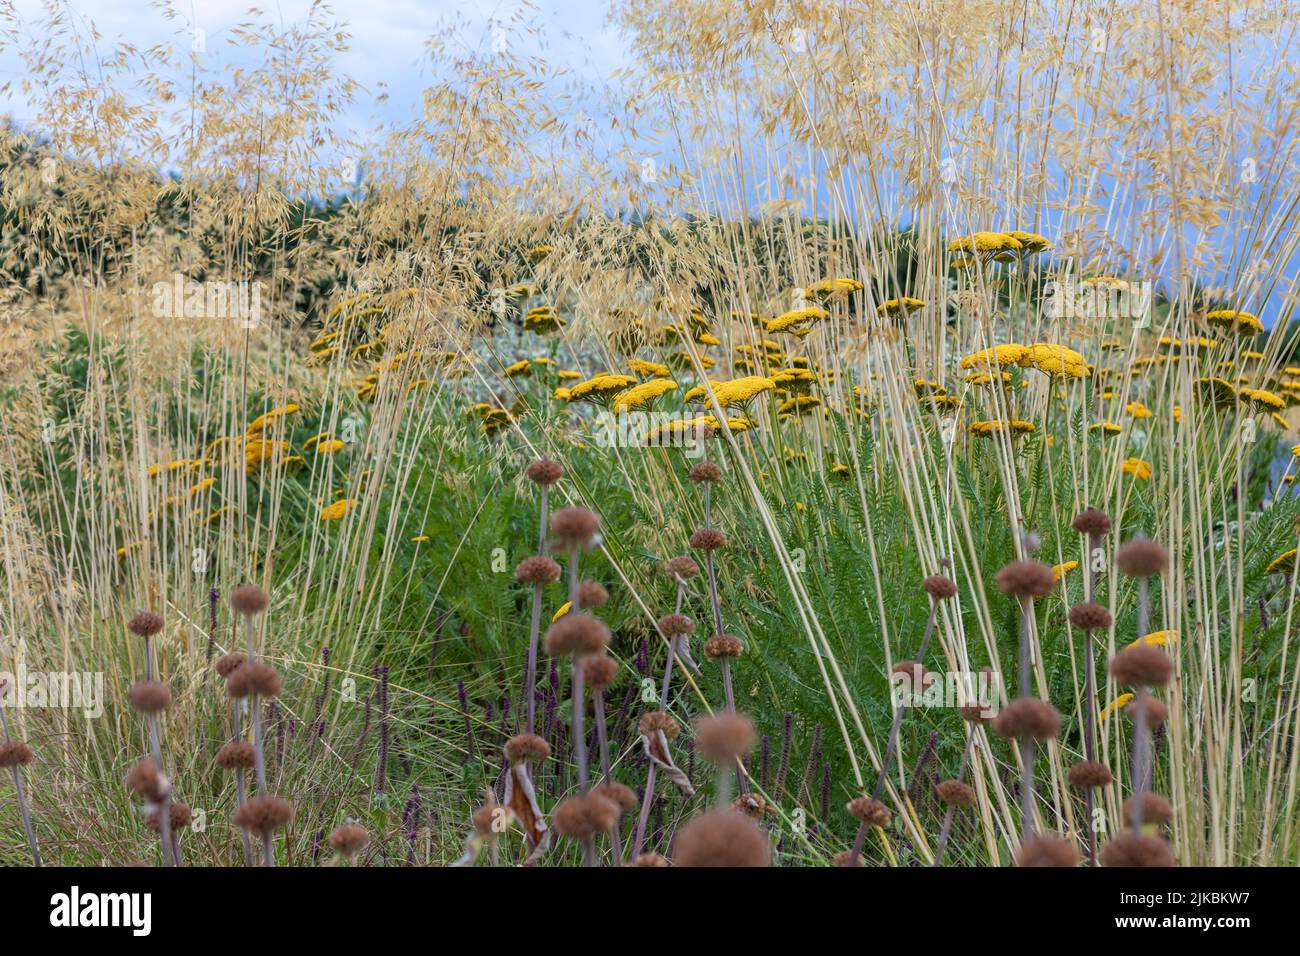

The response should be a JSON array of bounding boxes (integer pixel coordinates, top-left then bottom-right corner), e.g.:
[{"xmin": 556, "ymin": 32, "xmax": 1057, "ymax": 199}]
[
  {"xmin": 1023, "ymin": 343, "xmax": 1088, "ymax": 378},
  {"xmin": 1128, "ymin": 630, "xmax": 1177, "ymax": 650},
  {"xmin": 247, "ymin": 404, "xmax": 300, "ymax": 435},
  {"xmin": 1125, "ymin": 401, "xmax": 1153, "ymax": 419},
  {"xmin": 1205, "ymin": 309, "xmax": 1263, "ymax": 336},
  {"xmin": 1267, "ymin": 549, "xmax": 1297, "ymax": 576},
  {"xmin": 876, "ymin": 297, "xmax": 925, "ymax": 317},
  {"xmin": 1121, "ymin": 457, "xmax": 1153, "ymax": 480},
  {"xmin": 612, "ymin": 378, "xmax": 678, "ymax": 412},
  {"xmin": 567, "ymin": 373, "xmax": 638, "ymax": 405},
  {"xmin": 803, "ymin": 277, "xmax": 863, "ymax": 301},
  {"xmin": 321, "ymin": 498, "xmax": 358, "ymax": 522},
  {"xmin": 970, "ymin": 419, "xmax": 1036, "ymax": 436},
  {"xmin": 1089, "ymin": 422, "xmax": 1122, "ymax": 437},
  {"xmin": 628, "ymin": 359, "xmax": 670, "ymax": 379},
  {"xmin": 1099, "ymin": 692, "xmax": 1136, "ymax": 722},
  {"xmin": 503, "ymin": 359, "xmax": 532, "ymax": 378},
  {"xmin": 960, "ymin": 344, "xmax": 1028, "ymax": 370},
  {"xmin": 767, "ymin": 307, "xmax": 828, "ymax": 335}
]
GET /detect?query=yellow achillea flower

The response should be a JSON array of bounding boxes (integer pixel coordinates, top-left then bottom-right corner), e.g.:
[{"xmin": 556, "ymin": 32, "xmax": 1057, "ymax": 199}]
[
  {"xmin": 148, "ymin": 459, "xmax": 194, "ymax": 477},
  {"xmin": 188, "ymin": 477, "xmax": 216, "ymax": 497},
  {"xmin": 685, "ymin": 376, "xmax": 775, "ymax": 407},
  {"xmin": 665, "ymin": 351, "xmax": 718, "ymax": 371},
  {"xmin": 1089, "ymin": 422, "xmax": 1122, "ymax": 437},
  {"xmin": 778, "ymin": 395, "xmax": 822, "ymax": 417},
  {"xmin": 1271, "ymin": 412, "xmax": 1290, "ymax": 430},
  {"xmin": 628, "ymin": 359, "xmax": 670, "ymax": 379},
  {"xmin": 914, "ymin": 379, "xmax": 947, "ymax": 396},
  {"xmin": 803, "ymin": 277, "xmax": 863, "ymax": 300},
  {"xmin": 1023, "ymin": 343, "xmax": 1088, "ymax": 378},
  {"xmin": 528, "ymin": 245, "xmax": 553, "ymax": 263},
  {"xmin": 645, "ymin": 416, "xmax": 751, "ymax": 442},
  {"xmin": 1196, "ymin": 376, "xmax": 1239, "ymax": 406},
  {"xmin": 480, "ymin": 409, "xmax": 512, "ymax": 434},
  {"xmin": 1128, "ymin": 630, "xmax": 1177, "ymax": 650},
  {"xmin": 554, "ymin": 386, "xmax": 573, "ymax": 401},
  {"xmin": 523, "ymin": 308, "xmax": 564, "ymax": 333},
  {"xmin": 314, "ymin": 439, "xmax": 346, "ymax": 454},
  {"xmin": 1099, "ymin": 692, "xmax": 1135, "ymax": 722},
  {"xmin": 1239, "ymin": 387, "xmax": 1285, "ymax": 411},
  {"xmin": 567, "ymin": 373, "xmax": 638, "ymax": 405},
  {"xmin": 948, "ymin": 231, "xmax": 1023, "ymax": 256},
  {"xmin": 321, "ymin": 498, "xmax": 358, "ymax": 522},
  {"xmin": 925, "ymin": 393, "xmax": 963, "ymax": 411},
  {"xmin": 1121, "ymin": 457, "xmax": 1152, "ymax": 480},
  {"xmin": 410, "ymin": 535, "xmax": 430, "ymax": 543},
  {"xmin": 876, "ymin": 297, "xmax": 925, "ymax": 317},
  {"xmin": 1267, "ymin": 549, "xmax": 1297, "ymax": 575},
  {"xmin": 552, "ymin": 601, "xmax": 572, "ymax": 622},
  {"xmin": 1052, "ymin": 560, "xmax": 1079, "ymax": 582},
  {"xmin": 1206, "ymin": 309, "xmax": 1263, "ymax": 335},
  {"xmin": 503, "ymin": 359, "xmax": 532, "ymax": 378},
  {"xmin": 830, "ymin": 463, "xmax": 852, "ymax": 478},
  {"xmin": 771, "ymin": 368, "xmax": 817, "ymax": 393},
  {"xmin": 1006, "ymin": 230, "xmax": 1052, "ymax": 253},
  {"xmin": 767, "ymin": 306, "xmax": 828, "ymax": 335},
  {"xmin": 505, "ymin": 283, "xmax": 539, "ymax": 300},
  {"xmin": 964, "ymin": 371, "xmax": 1013, "ymax": 386},
  {"xmin": 970, "ymin": 420, "xmax": 1036, "ymax": 436},
  {"xmin": 960, "ymin": 344, "xmax": 1028, "ymax": 370},
  {"xmin": 557, "ymin": 370, "xmax": 582, "ymax": 381},
  {"xmin": 244, "ymin": 439, "xmax": 287, "ymax": 473},
  {"xmin": 247, "ymin": 404, "xmax": 300, "ymax": 434},
  {"xmin": 613, "ymin": 378, "xmax": 678, "ymax": 412},
  {"xmin": 116, "ymin": 541, "xmax": 142, "ymax": 560},
  {"xmin": 1125, "ymin": 401, "xmax": 1153, "ymax": 419}
]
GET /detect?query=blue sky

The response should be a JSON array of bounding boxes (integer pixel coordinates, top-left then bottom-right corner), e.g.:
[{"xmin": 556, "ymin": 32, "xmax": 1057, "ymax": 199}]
[{"xmin": 0, "ymin": 0, "xmax": 627, "ymax": 138}]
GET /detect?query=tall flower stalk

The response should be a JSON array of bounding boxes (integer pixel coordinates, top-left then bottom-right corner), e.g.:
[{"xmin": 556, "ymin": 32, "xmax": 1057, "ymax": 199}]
[
  {"xmin": 127, "ymin": 610, "xmax": 174, "ymax": 866},
  {"xmin": 0, "ymin": 681, "xmax": 40, "ymax": 866}
]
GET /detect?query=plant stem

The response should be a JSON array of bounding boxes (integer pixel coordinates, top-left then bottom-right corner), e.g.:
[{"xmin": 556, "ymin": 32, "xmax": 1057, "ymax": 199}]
[{"xmin": 0, "ymin": 705, "xmax": 40, "ymax": 866}]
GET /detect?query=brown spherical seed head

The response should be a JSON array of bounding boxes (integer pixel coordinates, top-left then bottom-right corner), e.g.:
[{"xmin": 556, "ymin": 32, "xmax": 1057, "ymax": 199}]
[
  {"xmin": 846, "ymin": 796, "xmax": 891, "ymax": 828},
  {"xmin": 576, "ymin": 580, "xmax": 609, "ymax": 608},
  {"xmin": 582, "ymin": 654, "xmax": 619, "ymax": 692},
  {"xmin": 551, "ymin": 506, "xmax": 600, "ymax": 548},
  {"xmin": 1067, "ymin": 759, "xmax": 1114, "ymax": 789},
  {"xmin": 995, "ymin": 559, "xmax": 1057, "ymax": 599},
  {"xmin": 991, "ymin": 696, "xmax": 1062, "ymax": 741},
  {"xmin": 694, "ymin": 713, "xmax": 757, "ymax": 764},
  {"xmin": 127, "ymin": 680, "xmax": 172, "ymax": 713},
  {"xmin": 663, "ymin": 555, "xmax": 700, "ymax": 580},
  {"xmin": 1071, "ymin": 507, "xmax": 1113, "ymax": 537},
  {"xmin": 515, "ymin": 555, "xmax": 562, "ymax": 585},
  {"xmin": 229, "ymin": 584, "xmax": 270, "ymax": 616},
  {"xmin": 594, "ymin": 781, "xmax": 638, "ymax": 813},
  {"xmin": 689, "ymin": 528, "xmax": 727, "ymax": 552},
  {"xmin": 525, "ymin": 458, "xmax": 564, "ymax": 486},
  {"xmin": 1123, "ymin": 792, "xmax": 1174, "ymax": 825},
  {"xmin": 833, "ymin": 850, "xmax": 866, "ymax": 867},
  {"xmin": 503, "ymin": 733, "xmax": 551, "ymax": 764},
  {"xmin": 1100, "ymin": 831, "xmax": 1177, "ymax": 867},
  {"xmin": 1110, "ymin": 645, "xmax": 1174, "ymax": 687},
  {"xmin": 960, "ymin": 703, "xmax": 993, "ymax": 725},
  {"xmin": 0, "ymin": 740, "xmax": 34, "ymax": 768},
  {"xmin": 215, "ymin": 652, "xmax": 246, "ymax": 678},
  {"xmin": 234, "ymin": 795, "xmax": 295, "ymax": 836},
  {"xmin": 148, "ymin": 802, "xmax": 193, "ymax": 832},
  {"xmin": 638, "ymin": 710, "xmax": 680, "ymax": 740},
  {"xmin": 125, "ymin": 757, "xmax": 169, "ymax": 803},
  {"xmin": 1115, "ymin": 537, "xmax": 1169, "ymax": 577},
  {"xmin": 935, "ymin": 779, "xmax": 978, "ymax": 808},
  {"xmin": 329, "ymin": 823, "xmax": 370, "ymax": 857},
  {"xmin": 216, "ymin": 741, "xmax": 256, "ymax": 771},
  {"xmin": 1069, "ymin": 601, "xmax": 1113, "ymax": 632},
  {"xmin": 673, "ymin": 810, "xmax": 771, "ymax": 867},
  {"xmin": 1125, "ymin": 695, "xmax": 1168, "ymax": 727},
  {"xmin": 626, "ymin": 852, "xmax": 669, "ymax": 867},
  {"xmin": 127, "ymin": 611, "xmax": 165, "ymax": 638},
  {"xmin": 733, "ymin": 793, "xmax": 772, "ymax": 818},
  {"xmin": 703, "ymin": 634, "xmax": 744, "ymax": 660},
  {"xmin": 552, "ymin": 792, "xmax": 619, "ymax": 840},
  {"xmin": 1015, "ymin": 835, "xmax": 1080, "ymax": 867},
  {"xmin": 923, "ymin": 574, "xmax": 958, "ymax": 600},
  {"xmin": 657, "ymin": 613, "xmax": 695, "ymax": 637},
  {"xmin": 544, "ymin": 613, "xmax": 611, "ymax": 657},
  {"xmin": 226, "ymin": 661, "xmax": 283, "ymax": 699},
  {"xmin": 689, "ymin": 461, "xmax": 722, "ymax": 483}
]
